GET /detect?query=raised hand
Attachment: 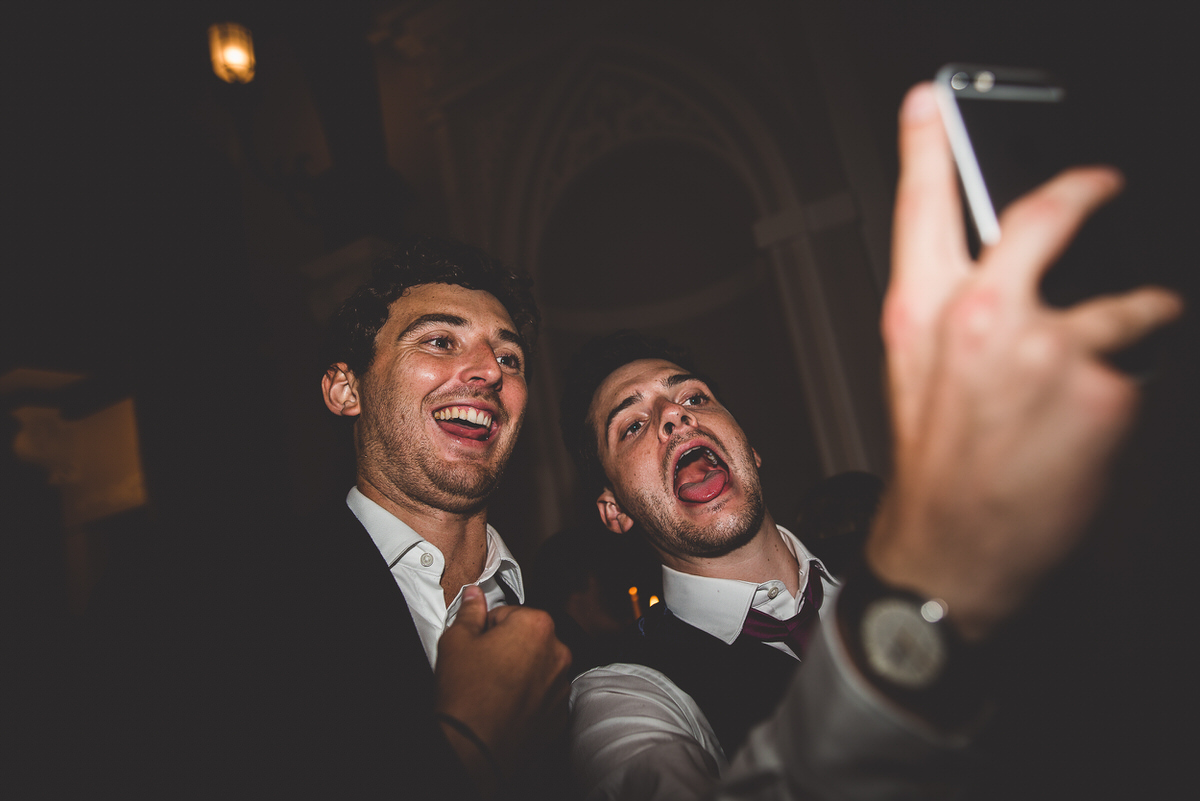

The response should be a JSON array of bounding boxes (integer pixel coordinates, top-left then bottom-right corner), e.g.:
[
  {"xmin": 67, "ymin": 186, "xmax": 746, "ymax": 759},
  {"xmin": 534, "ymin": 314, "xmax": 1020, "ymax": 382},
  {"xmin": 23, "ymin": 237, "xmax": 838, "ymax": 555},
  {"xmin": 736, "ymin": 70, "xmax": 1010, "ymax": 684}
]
[
  {"xmin": 434, "ymin": 586, "xmax": 572, "ymax": 794},
  {"xmin": 867, "ymin": 83, "xmax": 1183, "ymax": 642}
]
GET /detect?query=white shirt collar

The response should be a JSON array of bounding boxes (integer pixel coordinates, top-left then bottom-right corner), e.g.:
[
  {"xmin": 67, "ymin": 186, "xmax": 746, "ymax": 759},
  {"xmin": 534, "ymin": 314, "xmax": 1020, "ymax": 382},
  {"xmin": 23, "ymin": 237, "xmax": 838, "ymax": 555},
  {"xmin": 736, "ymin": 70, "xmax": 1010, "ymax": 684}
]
[
  {"xmin": 346, "ymin": 485, "xmax": 523, "ymax": 600},
  {"xmin": 345, "ymin": 487, "xmax": 524, "ymax": 668},
  {"xmin": 660, "ymin": 525, "xmax": 834, "ymax": 645}
]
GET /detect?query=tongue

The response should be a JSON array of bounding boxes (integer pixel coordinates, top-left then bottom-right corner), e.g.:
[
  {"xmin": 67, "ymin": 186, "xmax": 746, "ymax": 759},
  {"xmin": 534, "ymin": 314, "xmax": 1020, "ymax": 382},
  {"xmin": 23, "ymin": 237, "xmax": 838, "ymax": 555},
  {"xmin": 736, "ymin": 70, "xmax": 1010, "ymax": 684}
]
[
  {"xmin": 677, "ymin": 469, "xmax": 728, "ymax": 503},
  {"xmin": 436, "ymin": 420, "xmax": 490, "ymax": 441}
]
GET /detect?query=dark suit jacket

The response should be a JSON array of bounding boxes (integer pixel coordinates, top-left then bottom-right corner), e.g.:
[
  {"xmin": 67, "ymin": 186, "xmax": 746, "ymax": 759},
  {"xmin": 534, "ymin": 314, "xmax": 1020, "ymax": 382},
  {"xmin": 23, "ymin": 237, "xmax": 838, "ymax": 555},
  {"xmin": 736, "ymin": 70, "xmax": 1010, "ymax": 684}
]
[
  {"xmin": 217, "ymin": 501, "xmax": 475, "ymax": 798},
  {"xmin": 75, "ymin": 501, "xmax": 574, "ymax": 798},
  {"xmin": 67, "ymin": 502, "xmax": 479, "ymax": 798}
]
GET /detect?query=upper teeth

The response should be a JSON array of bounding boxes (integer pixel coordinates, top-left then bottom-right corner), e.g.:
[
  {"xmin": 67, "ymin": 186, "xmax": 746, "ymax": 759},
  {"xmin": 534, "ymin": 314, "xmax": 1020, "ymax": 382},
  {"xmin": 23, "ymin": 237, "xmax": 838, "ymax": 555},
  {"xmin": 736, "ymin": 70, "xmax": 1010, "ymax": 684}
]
[
  {"xmin": 676, "ymin": 446, "xmax": 720, "ymax": 474},
  {"xmin": 434, "ymin": 406, "xmax": 493, "ymax": 427}
]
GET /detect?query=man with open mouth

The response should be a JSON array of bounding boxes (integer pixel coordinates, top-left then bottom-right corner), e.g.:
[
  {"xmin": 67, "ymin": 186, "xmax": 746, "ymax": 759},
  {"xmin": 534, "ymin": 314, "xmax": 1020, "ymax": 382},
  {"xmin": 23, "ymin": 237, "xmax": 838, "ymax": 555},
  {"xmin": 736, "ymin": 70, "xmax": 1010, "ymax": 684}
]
[{"xmin": 559, "ymin": 331, "xmax": 840, "ymax": 800}]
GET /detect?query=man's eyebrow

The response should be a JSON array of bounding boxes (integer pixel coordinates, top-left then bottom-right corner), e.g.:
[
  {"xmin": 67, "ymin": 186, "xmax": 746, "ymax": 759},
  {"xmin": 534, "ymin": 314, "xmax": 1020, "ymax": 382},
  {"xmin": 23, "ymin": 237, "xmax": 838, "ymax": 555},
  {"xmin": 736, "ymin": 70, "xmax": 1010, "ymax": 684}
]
[
  {"xmin": 602, "ymin": 373, "xmax": 706, "ymax": 439},
  {"xmin": 399, "ymin": 313, "xmax": 527, "ymax": 357},
  {"xmin": 664, "ymin": 373, "xmax": 704, "ymax": 389},
  {"xmin": 398, "ymin": 313, "xmax": 468, "ymax": 340},
  {"xmin": 495, "ymin": 327, "xmax": 527, "ymax": 356},
  {"xmin": 604, "ymin": 392, "xmax": 644, "ymax": 440}
]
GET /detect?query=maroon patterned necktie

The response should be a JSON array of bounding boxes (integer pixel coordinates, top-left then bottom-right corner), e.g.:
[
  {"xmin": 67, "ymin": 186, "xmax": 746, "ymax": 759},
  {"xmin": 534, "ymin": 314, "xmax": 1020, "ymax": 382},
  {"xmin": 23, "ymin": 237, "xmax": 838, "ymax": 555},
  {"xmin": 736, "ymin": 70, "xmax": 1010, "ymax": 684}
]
[{"xmin": 740, "ymin": 569, "xmax": 825, "ymax": 658}]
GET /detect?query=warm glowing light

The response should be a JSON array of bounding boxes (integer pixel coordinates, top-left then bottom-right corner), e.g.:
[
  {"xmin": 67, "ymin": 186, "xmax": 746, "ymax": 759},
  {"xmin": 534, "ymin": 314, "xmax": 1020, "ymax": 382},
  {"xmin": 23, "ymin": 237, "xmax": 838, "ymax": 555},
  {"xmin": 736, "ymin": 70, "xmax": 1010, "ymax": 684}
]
[
  {"xmin": 222, "ymin": 45, "xmax": 250, "ymax": 68},
  {"xmin": 209, "ymin": 22, "xmax": 255, "ymax": 84},
  {"xmin": 648, "ymin": 596, "xmax": 660, "ymax": 607},
  {"xmin": 628, "ymin": 586, "xmax": 642, "ymax": 619}
]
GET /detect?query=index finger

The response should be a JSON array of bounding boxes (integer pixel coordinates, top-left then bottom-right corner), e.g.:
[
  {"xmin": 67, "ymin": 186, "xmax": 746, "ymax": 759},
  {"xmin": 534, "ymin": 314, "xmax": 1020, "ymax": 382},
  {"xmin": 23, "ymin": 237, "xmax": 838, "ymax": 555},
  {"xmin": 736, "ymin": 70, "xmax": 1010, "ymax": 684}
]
[
  {"xmin": 891, "ymin": 83, "xmax": 970, "ymax": 297},
  {"xmin": 984, "ymin": 166, "xmax": 1124, "ymax": 295}
]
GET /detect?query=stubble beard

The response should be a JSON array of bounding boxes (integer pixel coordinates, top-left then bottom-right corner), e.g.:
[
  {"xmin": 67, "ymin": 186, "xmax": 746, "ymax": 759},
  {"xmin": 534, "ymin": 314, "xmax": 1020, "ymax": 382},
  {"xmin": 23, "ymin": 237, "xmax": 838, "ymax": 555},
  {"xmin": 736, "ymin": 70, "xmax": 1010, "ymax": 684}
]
[
  {"xmin": 641, "ymin": 483, "xmax": 765, "ymax": 559},
  {"xmin": 623, "ymin": 431, "xmax": 767, "ymax": 560},
  {"xmin": 358, "ymin": 382, "xmax": 521, "ymax": 515}
]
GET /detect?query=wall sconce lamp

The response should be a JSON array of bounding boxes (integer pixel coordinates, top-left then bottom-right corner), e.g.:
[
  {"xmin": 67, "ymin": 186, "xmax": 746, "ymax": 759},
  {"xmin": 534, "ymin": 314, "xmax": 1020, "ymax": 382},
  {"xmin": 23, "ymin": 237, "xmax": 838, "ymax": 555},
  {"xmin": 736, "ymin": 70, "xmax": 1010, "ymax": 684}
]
[{"xmin": 208, "ymin": 22, "xmax": 256, "ymax": 84}]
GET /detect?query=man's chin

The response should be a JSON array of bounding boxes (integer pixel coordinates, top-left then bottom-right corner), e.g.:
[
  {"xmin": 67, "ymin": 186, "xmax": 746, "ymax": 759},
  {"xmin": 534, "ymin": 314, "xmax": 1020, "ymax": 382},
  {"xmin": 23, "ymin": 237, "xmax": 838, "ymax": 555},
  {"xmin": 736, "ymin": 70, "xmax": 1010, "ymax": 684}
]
[
  {"xmin": 687, "ymin": 521, "xmax": 761, "ymax": 558},
  {"xmin": 676, "ymin": 493, "xmax": 764, "ymax": 557},
  {"xmin": 425, "ymin": 465, "xmax": 505, "ymax": 512}
]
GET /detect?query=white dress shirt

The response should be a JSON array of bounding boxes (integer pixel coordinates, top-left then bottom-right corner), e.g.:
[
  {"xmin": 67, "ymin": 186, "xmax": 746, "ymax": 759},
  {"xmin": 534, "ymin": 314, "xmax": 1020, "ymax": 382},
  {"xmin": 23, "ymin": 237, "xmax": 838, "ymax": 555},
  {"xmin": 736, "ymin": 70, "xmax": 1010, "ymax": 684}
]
[
  {"xmin": 346, "ymin": 487, "xmax": 524, "ymax": 669},
  {"xmin": 569, "ymin": 526, "xmax": 837, "ymax": 800},
  {"xmin": 660, "ymin": 527, "xmax": 835, "ymax": 658}
]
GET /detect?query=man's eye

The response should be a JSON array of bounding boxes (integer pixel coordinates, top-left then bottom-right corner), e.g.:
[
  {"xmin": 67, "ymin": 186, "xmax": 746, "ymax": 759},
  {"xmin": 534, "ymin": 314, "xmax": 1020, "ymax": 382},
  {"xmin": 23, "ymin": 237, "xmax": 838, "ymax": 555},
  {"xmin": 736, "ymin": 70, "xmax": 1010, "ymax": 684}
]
[
  {"xmin": 622, "ymin": 420, "xmax": 643, "ymax": 440},
  {"xmin": 683, "ymin": 393, "xmax": 708, "ymax": 406},
  {"xmin": 428, "ymin": 336, "xmax": 452, "ymax": 349},
  {"xmin": 497, "ymin": 353, "xmax": 522, "ymax": 371}
]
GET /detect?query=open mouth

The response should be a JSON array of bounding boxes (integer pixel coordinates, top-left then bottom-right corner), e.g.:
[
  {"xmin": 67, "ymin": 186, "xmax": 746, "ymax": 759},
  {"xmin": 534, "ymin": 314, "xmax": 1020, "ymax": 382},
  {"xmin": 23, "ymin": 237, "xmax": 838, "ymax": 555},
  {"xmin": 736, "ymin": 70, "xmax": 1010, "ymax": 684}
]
[
  {"xmin": 433, "ymin": 405, "xmax": 495, "ymax": 442},
  {"xmin": 673, "ymin": 445, "xmax": 729, "ymax": 504}
]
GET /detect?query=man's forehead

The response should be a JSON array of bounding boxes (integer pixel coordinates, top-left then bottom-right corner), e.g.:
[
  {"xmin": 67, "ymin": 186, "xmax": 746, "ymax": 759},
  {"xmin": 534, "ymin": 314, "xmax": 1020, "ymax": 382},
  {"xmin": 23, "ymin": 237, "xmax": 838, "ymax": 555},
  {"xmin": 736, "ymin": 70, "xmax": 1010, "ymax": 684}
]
[
  {"xmin": 589, "ymin": 358, "xmax": 692, "ymax": 429},
  {"xmin": 597, "ymin": 358, "xmax": 684, "ymax": 394},
  {"xmin": 384, "ymin": 283, "xmax": 516, "ymax": 333}
]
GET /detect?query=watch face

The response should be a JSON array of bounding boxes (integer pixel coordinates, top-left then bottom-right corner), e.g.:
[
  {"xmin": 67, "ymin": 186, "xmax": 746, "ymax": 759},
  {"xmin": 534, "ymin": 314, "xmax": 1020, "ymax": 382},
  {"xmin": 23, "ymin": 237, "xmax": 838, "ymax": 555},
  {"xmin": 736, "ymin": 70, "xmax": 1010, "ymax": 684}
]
[{"xmin": 862, "ymin": 598, "xmax": 947, "ymax": 689}]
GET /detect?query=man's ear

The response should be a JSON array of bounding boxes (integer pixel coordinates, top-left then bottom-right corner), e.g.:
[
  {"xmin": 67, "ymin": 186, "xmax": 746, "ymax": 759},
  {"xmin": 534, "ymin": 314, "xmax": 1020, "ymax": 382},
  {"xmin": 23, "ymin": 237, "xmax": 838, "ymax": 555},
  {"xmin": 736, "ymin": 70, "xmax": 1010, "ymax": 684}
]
[
  {"xmin": 753, "ymin": 447, "xmax": 762, "ymax": 469},
  {"xmin": 322, "ymin": 363, "xmax": 361, "ymax": 417},
  {"xmin": 596, "ymin": 487, "xmax": 635, "ymax": 535}
]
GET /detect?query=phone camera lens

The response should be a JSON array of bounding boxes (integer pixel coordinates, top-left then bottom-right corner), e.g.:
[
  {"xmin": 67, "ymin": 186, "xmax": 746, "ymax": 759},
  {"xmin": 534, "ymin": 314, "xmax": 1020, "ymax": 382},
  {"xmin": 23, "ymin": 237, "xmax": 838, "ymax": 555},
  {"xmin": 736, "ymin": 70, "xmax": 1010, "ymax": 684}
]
[
  {"xmin": 973, "ymin": 71, "xmax": 995, "ymax": 92},
  {"xmin": 950, "ymin": 71, "xmax": 969, "ymax": 90}
]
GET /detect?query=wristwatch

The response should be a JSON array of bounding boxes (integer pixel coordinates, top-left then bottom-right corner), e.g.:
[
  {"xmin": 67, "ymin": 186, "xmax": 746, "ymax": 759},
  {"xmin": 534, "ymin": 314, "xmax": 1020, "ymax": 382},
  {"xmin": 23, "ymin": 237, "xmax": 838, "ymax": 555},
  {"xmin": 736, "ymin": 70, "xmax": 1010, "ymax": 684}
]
[
  {"xmin": 837, "ymin": 563, "xmax": 988, "ymax": 728},
  {"xmin": 861, "ymin": 591, "xmax": 950, "ymax": 689}
]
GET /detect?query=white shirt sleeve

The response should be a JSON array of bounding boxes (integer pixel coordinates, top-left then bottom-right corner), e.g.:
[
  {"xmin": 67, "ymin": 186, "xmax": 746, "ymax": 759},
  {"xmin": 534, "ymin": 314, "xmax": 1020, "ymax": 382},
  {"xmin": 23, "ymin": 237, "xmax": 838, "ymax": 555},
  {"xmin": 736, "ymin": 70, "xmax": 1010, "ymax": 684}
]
[
  {"xmin": 569, "ymin": 663, "xmax": 729, "ymax": 801},
  {"xmin": 714, "ymin": 617, "xmax": 975, "ymax": 801},
  {"xmin": 570, "ymin": 615, "xmax": 976, "ymax": 801}
]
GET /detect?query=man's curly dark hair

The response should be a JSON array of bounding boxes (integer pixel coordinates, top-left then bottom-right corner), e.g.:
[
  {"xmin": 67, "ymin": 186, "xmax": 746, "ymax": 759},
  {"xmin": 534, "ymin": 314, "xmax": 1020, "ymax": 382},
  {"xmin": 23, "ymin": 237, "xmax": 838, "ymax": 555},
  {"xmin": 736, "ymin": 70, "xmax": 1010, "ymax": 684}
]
[
  {"xmin": 559, "ymin": 330, "xmax": 713, "ymax": 500},
  {"xmin": 324, "ymin": 235, "xmax": 539, "ymax": 378}
]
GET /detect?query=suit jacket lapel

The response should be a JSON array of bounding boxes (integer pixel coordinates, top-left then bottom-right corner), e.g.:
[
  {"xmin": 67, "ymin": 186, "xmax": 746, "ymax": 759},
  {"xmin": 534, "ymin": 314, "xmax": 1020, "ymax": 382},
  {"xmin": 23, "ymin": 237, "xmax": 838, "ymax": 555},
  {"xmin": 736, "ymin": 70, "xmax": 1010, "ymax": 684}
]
[{"xmin": 319, "ymin": 502, "xmax": 436, "ymax": 688}]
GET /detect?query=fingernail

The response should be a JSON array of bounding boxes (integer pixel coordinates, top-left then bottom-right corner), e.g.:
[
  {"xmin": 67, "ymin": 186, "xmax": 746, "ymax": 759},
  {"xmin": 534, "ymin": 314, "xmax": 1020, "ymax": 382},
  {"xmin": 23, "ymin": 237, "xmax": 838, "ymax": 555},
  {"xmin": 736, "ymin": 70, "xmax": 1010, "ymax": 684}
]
[
  {"xmin": 463, "ymin": 586, "xmax": 481, "ymax": 601},
  {"xmin": 902, "ymin": 84, "xmax": 937, "ymax": 122}
]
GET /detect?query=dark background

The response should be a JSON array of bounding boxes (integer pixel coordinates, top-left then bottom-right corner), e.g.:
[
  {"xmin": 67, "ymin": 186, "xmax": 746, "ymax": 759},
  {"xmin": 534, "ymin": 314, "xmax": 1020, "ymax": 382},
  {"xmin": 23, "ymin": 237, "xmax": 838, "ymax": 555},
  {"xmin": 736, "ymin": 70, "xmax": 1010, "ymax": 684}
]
[{"xmin": 5, "ymin": 1, "xmax": 1196, "ymax": 797}]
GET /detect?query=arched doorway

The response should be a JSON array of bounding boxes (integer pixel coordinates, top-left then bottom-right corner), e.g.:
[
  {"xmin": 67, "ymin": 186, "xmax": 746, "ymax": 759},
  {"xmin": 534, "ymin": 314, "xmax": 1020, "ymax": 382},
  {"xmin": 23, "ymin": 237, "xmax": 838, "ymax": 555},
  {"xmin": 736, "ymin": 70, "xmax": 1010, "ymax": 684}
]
[{"xmin": 535, "ymin": 139, "xmax": 822, "ymax": 530}]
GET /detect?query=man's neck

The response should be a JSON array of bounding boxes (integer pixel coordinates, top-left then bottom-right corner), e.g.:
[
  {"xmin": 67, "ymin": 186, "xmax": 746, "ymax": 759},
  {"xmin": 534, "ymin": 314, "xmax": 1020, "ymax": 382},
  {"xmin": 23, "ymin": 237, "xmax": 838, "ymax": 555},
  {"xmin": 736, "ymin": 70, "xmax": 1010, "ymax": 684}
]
[
  {"xmin": 658, "ymin": 513, "xmax": 802, "ymax": 596},
  {"xmin": 356, "ymin": 476, "xmax": 491, "ymax": 605}
]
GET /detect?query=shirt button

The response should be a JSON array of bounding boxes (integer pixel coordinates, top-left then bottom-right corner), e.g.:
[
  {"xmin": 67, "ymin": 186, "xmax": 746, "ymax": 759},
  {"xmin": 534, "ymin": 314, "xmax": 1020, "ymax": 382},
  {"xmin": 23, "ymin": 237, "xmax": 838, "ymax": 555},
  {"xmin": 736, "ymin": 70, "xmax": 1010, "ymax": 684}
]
[
  {"xmin": 420, "ymin": 553, "xmax": 434, "ymax": 567},
  {"xmin": 767, "ymin": 586, "xmax": 780, "ymax": 599}
]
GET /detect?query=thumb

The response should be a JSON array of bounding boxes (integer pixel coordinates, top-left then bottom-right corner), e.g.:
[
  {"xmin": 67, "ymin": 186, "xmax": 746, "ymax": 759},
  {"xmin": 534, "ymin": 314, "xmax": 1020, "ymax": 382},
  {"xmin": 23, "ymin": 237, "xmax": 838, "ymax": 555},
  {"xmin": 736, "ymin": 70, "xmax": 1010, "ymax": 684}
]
[{"xmin": 450, "ymin": 585, "xmax": 488, "ymax": 636}]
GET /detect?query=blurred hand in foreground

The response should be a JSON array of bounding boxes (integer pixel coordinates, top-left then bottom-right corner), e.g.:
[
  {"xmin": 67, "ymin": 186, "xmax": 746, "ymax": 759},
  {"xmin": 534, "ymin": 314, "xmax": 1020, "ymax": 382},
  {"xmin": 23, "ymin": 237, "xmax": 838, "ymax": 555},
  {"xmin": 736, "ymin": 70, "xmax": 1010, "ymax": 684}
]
[{"xmin": 868, "ymin": 83, "xmax": 1183, "ymax": 642}]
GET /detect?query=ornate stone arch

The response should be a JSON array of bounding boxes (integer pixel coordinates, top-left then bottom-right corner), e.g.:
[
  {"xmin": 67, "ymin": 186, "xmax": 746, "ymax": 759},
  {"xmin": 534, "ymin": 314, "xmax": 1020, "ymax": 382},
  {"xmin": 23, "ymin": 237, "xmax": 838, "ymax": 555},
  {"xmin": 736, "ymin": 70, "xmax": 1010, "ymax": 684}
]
[
  {"xmin": 488, "ymin": 42, "xmax": 874, "ymax": 532},
  {"xmin": 499, "ymin": 42, "xmax": 788, "ymax": 264}
]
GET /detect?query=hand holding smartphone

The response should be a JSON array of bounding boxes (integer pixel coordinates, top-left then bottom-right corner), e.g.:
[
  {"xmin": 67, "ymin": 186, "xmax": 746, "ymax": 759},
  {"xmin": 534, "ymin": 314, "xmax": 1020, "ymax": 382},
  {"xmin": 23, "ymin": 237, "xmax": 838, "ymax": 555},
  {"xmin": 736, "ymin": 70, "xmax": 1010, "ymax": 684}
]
[{"xmin": 933, "ymin": 63, "xmax": 1161, "ymax": 374}]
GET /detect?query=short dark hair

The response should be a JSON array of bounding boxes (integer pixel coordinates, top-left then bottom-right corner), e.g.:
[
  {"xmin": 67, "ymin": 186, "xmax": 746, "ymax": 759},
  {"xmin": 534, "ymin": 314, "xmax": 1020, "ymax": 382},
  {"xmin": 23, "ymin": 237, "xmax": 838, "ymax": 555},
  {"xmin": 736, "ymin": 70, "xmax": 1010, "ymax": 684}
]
[
  {"xmin": 559, "ymin": 330, "xmax": 706, "ymax": 499},
  {"xmin": 324, "ymin": 235, "xmax": 539, "ymax": 378}
]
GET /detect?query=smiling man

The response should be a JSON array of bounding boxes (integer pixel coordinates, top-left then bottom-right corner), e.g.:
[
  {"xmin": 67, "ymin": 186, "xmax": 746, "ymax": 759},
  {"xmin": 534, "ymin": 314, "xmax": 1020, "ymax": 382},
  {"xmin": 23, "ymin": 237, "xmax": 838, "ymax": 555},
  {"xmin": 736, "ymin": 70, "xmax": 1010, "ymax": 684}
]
[
  {"xmin": 322, "ymin": 280, "xmax": 532, "ymax": 666},
  {"xmin": 254, "ymin": 236, "xmax": 572, "ymax": 799}
]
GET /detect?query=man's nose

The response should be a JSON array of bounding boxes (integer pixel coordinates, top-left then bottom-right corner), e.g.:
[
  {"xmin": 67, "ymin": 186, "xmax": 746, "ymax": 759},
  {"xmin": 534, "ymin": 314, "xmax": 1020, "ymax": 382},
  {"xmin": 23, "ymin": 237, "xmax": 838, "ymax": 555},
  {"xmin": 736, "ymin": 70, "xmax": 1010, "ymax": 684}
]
[
  {"xmin": 459, "ymin": 341, "xmax": 502, "ymax": 386},
  {"xmin": 660, "ymin": 404, "xmax": 693, "ymax": 439}
]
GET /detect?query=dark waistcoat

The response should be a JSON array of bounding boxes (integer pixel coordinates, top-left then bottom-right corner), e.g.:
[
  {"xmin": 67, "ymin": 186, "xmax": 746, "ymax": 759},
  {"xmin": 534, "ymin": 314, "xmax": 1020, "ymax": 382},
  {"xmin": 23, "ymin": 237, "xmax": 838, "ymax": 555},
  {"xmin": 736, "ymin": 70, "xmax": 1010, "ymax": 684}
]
[{"xmin": 620, "ymin": 603, "xmax": 800, "ymax": 757}]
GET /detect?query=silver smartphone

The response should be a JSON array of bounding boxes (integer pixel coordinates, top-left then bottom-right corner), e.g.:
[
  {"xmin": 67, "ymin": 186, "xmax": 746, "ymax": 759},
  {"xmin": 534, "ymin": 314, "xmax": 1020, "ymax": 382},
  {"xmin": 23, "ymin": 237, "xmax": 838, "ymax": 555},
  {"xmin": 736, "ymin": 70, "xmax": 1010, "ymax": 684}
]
[{"xmin": 934, "ymin": 63, "xmax": 1073, "ymax": 250}]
